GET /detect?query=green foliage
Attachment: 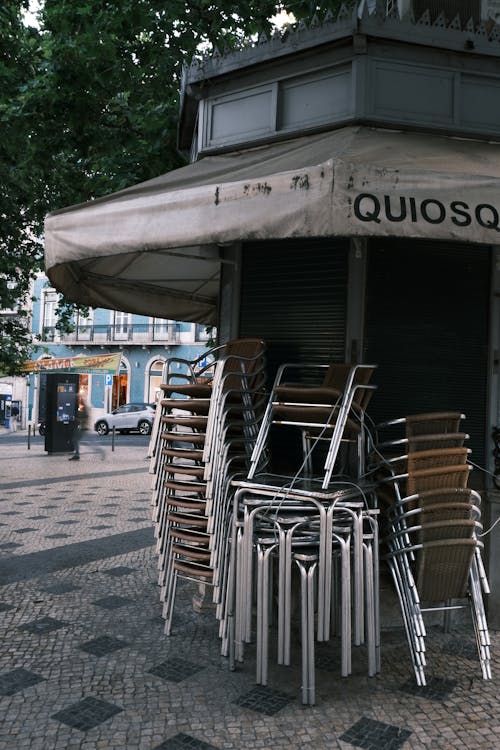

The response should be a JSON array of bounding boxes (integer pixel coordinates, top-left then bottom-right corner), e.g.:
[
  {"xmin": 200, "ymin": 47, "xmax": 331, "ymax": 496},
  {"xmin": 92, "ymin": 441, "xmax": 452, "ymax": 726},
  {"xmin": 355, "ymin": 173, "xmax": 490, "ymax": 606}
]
[
  {"xmin": 1, "ymin": 1, "xmax": 344, "ymax": 374},
  {"xmin": 0, "ymin": 1, "xmax": 44, "ymax": 373}
]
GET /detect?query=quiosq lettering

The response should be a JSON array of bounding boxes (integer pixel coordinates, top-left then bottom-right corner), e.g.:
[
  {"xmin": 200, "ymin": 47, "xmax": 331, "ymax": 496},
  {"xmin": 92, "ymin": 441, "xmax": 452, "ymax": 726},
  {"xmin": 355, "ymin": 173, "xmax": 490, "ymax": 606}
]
[{"xmin": 353, "ymin": 193, "xmax": 500, "ymax": 232}]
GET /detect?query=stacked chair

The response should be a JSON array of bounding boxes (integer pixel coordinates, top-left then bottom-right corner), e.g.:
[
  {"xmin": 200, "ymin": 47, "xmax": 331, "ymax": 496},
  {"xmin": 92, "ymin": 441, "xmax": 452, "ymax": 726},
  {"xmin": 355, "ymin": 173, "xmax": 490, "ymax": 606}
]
[
  {"xmin": 223, "ymin": 362, "xmax": 379, "ymax": 704},
  {"xmin": 248, "ymin": 361, "xmax": 377, "ymax": 485},
  {"xmin": 370, "ymin": 411, "xmax": 491, "ymax": 686},
  {"xmin": 149, "ymin": 338, "xmax": 267, "ymax": 636}
]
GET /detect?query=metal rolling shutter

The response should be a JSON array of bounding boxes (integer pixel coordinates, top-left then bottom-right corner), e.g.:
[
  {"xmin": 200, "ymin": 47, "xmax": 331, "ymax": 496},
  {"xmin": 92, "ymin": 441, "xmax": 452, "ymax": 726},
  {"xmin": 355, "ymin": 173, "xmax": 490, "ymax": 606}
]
[
  {"xmin": 239, "ymin": 238, "xmax": 349, "ymax": 471},
  {"xmin": 364, "ymin": 239, "xmax": 490, "ymax": 468},
  {"xmin": 239, "ymin": 238, "xmax": 349, "ymax": 381}
]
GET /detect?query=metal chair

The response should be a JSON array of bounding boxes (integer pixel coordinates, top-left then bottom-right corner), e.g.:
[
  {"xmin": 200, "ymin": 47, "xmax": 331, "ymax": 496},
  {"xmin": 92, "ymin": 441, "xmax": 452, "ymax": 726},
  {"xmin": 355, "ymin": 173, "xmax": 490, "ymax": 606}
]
[
  {"xmin": 248, "ymin": 363, "xmax": 377, "ymax": 485},
  {"xmin": 377, "ymin": 457, "xmax": 490, "ymax": 685},
  {"xmin": 224, "ymin": 475, "xmax": 378, "ymax": 703},
  {"xmin": 384, "ymin": 528, "xmax": 490, "ymax": 685},
  {"xmin": 150, "ymin": 338, "xmax": 267, "ymax": 635}
]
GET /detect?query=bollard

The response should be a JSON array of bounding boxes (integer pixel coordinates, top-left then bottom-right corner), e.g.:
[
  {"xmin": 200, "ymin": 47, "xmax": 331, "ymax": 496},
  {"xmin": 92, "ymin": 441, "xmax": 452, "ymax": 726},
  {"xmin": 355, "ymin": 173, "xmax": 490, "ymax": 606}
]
[
  {"xmin": 112, "ymin": 426, "xmax": 115, "ymax": 452},
  {"xmin": 27, "ymin": 424, "xmax": 31, "ymax": 450}
]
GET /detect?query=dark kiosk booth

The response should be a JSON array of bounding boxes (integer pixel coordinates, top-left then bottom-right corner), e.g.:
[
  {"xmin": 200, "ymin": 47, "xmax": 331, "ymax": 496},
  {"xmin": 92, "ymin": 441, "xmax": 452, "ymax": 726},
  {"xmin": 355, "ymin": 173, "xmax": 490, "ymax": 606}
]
[{"xmin": 43, "ymin": 374, "xmax": 79, "ymax": 454}]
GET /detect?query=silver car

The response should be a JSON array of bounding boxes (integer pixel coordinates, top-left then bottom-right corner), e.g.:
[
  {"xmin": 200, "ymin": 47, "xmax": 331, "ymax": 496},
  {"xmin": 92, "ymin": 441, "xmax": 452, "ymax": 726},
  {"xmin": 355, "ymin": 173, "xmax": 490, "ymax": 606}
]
[{"xmin": 94, "ymin": 402, "xmax": 156, "ymax": 436}]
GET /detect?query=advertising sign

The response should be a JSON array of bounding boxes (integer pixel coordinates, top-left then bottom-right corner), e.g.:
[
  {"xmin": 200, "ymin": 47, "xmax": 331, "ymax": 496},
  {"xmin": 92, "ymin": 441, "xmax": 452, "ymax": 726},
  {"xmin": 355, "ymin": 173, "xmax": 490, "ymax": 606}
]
[{"xmin": 21, "ymin": 352, "xmax": 121, "ymax": 375}]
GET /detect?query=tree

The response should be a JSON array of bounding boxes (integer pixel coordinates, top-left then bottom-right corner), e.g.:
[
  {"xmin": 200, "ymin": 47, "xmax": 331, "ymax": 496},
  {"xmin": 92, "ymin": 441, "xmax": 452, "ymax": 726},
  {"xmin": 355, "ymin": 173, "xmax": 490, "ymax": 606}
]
[
  {"xmin": 1, "ymin": 0, "xmax": 344, "ymax": 374},
  {"xmin": 0, "ymin": 1, "xmax": 44, "ymax": 373}
]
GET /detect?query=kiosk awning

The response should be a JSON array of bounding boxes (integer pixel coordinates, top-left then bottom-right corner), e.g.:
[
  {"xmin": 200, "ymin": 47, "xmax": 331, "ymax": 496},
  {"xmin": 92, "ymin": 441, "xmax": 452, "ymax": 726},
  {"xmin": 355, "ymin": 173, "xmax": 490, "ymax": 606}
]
[{"xmin": 44, "ymin": 125, "xmax": 500, "ymax": 324}]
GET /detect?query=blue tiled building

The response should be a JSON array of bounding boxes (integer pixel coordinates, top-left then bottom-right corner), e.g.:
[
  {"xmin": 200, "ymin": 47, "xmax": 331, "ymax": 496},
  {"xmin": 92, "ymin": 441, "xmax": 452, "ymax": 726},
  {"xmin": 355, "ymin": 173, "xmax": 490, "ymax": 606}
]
[{"xmin": 27, "ymin": 274, "xmax": 213, "ymax": 425}]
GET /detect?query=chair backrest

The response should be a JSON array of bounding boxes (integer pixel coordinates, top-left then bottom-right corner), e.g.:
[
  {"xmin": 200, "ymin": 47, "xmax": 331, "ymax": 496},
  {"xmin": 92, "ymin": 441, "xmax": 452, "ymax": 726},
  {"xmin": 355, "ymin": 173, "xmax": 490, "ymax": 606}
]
[
  {"xmin": 385, "ymin": 447, "xmax": 470, "ymax": 475},
  {"xmin": 322, "ymin": 363, "xmax": 356, "ymax": 389},
  {"xmin": 412, "ymin": 487, "xmax": 481, "ymax": 507},
  {"xmin": 389, "ymin": 491, "xmax": 482, "ymax": 540},
  {"xmin": 390, "ymin": 514, "xmax": 480, "ymax": 548},
  {"xmin": 413, "ymin": 502, "xmax": 481, "ymax": 525},
  {"xmin": 406, "ymin": 464, "xmax": 472, "ymax": 496},
  {"xmin": 415, "ymin": 538, "xmax": 477, "ymax": 601},
  {"xmin": 272, "ymin": 363, "xmax": 376, "ymax": 421},
  {"xmin": 406, "ymin": 447, "xmax": 470, "ymax": 473},
  {"xmin": 406, "ymin": 432, "xmax": 469, "ymax": 452},
  {"xmin": 419, "ymin": 518, "xmax": 479, "ymax": 540},
  {"xmin": 248, "ymin": 362, "xmax": 377, "ymax": 481},
  {"xmin": 216, "ymin": 338, "xmax": 267, "ymax": 392},
  {"xmin": 162, "ymin": 337, "xmax": 265, "ymax": 386},
  {"xmin": 404, "ymin": 412, "xmax": 465, "ymax": 437},
  {"xmin": 221, "ymin": 337, "xmax": 266, "ymax": 364},
  {"xmin": 323, "ymin": 363, "xmax": 377, "ymax": 410}
]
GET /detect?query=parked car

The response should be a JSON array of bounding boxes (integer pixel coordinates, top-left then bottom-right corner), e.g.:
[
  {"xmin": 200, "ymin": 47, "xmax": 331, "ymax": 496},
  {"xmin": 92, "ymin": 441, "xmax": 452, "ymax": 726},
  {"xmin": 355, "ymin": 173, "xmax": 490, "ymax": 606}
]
[{"xmin": 94, "ymin": 402, "xmax": 156, "ymax": 436}]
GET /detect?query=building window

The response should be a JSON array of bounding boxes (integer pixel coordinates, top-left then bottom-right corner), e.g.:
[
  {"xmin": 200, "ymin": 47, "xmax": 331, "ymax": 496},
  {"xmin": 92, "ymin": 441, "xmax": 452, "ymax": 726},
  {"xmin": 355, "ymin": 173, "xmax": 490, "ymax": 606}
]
[
  {"xmin": 42, "ymin": 290, "xmax": 58, "ymax": 339},
  {"xmin": 149, "ymin": 359, "xmax": 165, "ymax": 403},
  {"xmin": 76, "ymin": 310, "xmax": 93, "ymax": 340},
  {"xmin": 112, "ymin": 359, "xmax": 129, "ymax": 409},
  {"xmin": 153, "ymin": 318, "xmax": 171, "ymax": 340},
  {"xmin": 196, "ymin": 324, "xmax": 216, "ymax": 342},
  {"xmin": 114, "ymin": 311, "xmax": 131, "ymax": 340}
]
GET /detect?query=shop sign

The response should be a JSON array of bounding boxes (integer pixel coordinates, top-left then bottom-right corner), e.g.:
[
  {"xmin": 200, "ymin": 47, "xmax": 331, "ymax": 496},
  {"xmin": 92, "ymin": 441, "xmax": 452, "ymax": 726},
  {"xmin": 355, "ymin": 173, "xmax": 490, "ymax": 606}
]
[
  {"xmin": 353, "ymin": 193, "xmax": 500, "ymax": 234},
  {"xmin": 21, "ymin": 352, "xmax": 122, "ymax": 375}
]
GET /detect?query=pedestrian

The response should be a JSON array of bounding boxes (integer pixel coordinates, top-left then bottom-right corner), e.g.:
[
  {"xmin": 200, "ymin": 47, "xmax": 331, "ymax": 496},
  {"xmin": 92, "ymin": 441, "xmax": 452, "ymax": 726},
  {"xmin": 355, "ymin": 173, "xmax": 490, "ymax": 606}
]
[
  {"xmin": 69, "ymin": 397, "xmax": 105, "ymax": 461},
  {"xmin": 10, "ymin": 404, "xmax": 19, "ymax": 432},
  {"xmin": 69, "ymin": 398, "xmax": 88, "ymax": 460}
]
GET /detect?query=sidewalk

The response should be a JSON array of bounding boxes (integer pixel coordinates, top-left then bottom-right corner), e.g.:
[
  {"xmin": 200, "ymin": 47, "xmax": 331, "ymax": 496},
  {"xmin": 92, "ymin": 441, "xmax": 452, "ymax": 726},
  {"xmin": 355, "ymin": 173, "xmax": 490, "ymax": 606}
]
[{"xmin": 0, "ymin": 431, "xmax": 498, "ymax": 749}]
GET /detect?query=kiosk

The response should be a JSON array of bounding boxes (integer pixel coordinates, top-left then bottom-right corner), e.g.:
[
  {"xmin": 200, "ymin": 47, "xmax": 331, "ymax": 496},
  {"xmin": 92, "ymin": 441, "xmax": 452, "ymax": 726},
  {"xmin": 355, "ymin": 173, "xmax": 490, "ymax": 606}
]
[{"xmin": 44, "ymin": 373, "xmax": 79, "ymax": 454}]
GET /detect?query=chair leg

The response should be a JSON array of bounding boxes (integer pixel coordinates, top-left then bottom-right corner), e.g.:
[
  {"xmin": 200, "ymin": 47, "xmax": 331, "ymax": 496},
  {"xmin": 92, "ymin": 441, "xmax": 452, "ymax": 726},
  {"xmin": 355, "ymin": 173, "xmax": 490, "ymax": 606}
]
[
  {"xmin": 234, "ymin": 527, "xmax": 247, "ymax": 663},
  {"xmin": 468, "ymin": 558, "xmax": 492, "ymax": 680},
  {"xmin": 386, "ymin": 555, "xmax": 427, "ymax": 686},
  {"xmin": 163, "ymin": 567, "xmax": 178, "ymax": 635},
  {"xmin": 295, "ymin": 554, "xmax": 318, "ymax": 706},
  {"xmin": 364, "ymin": 541, "xmax": 377, "ymax": 677},
  {"xmin": 256, "ymin": 542, "xmax": 277, "ymax": 686},
  {"xmin": 364, "ymin": 512, "xmax": 380, "ymax": 676},
  {"xmin": 337, "ymin": 536, "xmax": 352, "ymax": 677}
]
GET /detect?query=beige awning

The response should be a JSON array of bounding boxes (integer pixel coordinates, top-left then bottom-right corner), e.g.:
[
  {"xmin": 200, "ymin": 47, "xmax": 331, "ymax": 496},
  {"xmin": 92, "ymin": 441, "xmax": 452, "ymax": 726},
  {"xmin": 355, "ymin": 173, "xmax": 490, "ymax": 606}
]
[{"xmin": 44, "ymin": 125, "xmax": 500, "ymax": 323}]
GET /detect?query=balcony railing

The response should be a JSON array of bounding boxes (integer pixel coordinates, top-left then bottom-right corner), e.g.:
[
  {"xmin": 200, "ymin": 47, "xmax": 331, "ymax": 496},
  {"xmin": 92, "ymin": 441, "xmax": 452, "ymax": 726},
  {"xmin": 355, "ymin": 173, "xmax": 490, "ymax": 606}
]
[{"xmin": 42, "ymin": 323, "xmax": 181, "ymax": 345}]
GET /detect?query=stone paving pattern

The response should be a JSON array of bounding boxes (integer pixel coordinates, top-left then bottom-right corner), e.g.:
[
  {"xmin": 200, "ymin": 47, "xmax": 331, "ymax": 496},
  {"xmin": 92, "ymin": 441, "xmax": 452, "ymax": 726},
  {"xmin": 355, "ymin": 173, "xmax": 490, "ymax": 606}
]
[{"xmin": 0, "ymin": 429, "xmax": 498, "ymax": 749}]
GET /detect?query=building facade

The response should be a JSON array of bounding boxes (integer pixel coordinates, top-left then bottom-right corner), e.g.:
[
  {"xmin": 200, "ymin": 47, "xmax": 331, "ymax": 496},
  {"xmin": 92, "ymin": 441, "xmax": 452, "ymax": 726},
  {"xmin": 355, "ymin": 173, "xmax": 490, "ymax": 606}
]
[{"xmin": 26, "ymin": 274, "xmax": 213, "ymax": 427}]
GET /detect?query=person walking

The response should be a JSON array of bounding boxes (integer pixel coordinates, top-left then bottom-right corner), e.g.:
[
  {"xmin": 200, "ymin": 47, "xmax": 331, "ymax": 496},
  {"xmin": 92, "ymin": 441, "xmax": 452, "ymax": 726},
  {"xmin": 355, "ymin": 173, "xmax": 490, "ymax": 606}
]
[
  {"xmin": 69, "ymin": 398, "xmax": 88, "ymax": 460},
  {"xmin": 69, "ymin": 397, "xmax": 105, "ymax": 461},
  {"xmin": 10, "ymin": 404, "xmax": 19, "ymax": 432}
]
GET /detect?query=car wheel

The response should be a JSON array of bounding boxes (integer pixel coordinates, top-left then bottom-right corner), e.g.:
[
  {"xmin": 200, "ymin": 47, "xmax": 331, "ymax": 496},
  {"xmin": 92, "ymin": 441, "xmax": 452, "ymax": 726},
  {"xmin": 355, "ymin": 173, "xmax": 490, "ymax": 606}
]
[
  {"xmin": 95, "ymin": 421, "xmax": 109, "ymax": 436},
  {"xmin": 138, "ymin": 420, "xmax": 152, "ymax": 435}
]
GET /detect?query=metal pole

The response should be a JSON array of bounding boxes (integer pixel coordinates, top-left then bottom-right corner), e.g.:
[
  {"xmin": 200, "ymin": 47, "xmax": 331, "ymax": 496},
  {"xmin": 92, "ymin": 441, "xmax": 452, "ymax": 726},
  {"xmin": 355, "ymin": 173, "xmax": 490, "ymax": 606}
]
[
  {"xmin": 27, "ymin": 424, "xmax": 31, "ymax": 450},
  {"xmin": 112, "ymin": 426, "xmax": 115, "ymax": 451}
]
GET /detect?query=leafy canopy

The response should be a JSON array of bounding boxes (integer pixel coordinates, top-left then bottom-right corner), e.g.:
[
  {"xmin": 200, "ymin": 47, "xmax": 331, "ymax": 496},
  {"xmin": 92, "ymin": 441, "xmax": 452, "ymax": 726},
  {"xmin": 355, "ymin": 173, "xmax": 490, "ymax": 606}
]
[{"xmin": 0, "ymin": 0, "xmax": 344, "ymax": 374}]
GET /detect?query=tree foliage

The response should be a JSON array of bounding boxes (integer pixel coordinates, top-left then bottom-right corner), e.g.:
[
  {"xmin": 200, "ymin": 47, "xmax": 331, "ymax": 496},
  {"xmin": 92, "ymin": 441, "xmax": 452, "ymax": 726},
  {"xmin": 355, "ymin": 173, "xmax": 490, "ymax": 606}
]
[
  {"xmin": 0, "ymin": 0, "xmax": 344, "ymax": 374},
  {"xmin": 0, "ymin": 1, "xmax": 44, "ymax": 373}
]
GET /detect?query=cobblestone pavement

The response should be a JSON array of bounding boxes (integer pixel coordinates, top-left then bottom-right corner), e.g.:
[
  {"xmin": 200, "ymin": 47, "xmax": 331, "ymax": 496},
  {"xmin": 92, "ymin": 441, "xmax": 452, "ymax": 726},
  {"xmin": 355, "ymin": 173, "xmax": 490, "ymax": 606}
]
[{"xmin": 0, "ymin": 429, "xmax": 498, "ymax": 749}]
